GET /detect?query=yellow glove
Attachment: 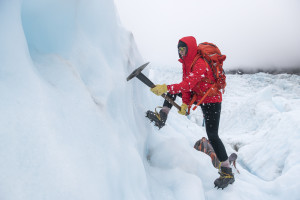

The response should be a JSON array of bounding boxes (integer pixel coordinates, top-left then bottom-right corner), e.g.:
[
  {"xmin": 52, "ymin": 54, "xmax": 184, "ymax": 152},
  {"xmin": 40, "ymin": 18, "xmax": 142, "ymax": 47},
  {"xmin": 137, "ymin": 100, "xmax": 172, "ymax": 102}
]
[
  {"xmin": 178, "ymin": 103, "xmax": 188, "ymax": 115},
  {"xmin": 150, "ymin": 84, "xmax": 168, "ymax": 96}
]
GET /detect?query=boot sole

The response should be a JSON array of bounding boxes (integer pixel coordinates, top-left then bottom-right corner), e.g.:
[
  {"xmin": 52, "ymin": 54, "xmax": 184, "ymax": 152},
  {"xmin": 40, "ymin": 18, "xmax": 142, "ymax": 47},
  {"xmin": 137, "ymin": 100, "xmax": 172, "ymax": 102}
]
[{"xmin": 214, "ymin": 178, "xmax": 235, "ymax": 190}]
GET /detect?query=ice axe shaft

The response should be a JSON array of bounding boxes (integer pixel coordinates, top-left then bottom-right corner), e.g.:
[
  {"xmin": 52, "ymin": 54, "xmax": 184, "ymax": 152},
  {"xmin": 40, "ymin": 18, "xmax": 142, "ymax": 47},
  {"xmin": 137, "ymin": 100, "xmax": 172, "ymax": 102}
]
[{"xmin": 127, "ymin": 62, "xmax": 181, "ymax": 110}]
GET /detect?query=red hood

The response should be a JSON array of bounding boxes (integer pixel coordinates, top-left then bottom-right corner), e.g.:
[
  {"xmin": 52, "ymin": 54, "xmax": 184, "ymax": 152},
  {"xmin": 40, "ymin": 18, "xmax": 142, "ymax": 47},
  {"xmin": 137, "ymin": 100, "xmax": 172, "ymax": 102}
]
[{"xmin": 178, "ymin": 36, "xmax": 198, "ymax": 71}]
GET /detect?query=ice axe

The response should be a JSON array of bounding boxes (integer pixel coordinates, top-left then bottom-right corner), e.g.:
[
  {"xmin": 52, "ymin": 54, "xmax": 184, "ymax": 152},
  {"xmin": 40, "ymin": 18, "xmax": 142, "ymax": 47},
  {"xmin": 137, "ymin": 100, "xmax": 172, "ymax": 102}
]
[{"xmin": 126, "ymin": 62, "xmax": 181, "ymax": 110}]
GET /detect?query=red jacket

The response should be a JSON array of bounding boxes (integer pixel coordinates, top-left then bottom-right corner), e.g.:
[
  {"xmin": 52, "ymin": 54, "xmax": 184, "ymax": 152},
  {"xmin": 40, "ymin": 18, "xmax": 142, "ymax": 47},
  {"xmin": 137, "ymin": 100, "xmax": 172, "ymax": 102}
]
[{"xmin": 167, "ymin": 36, "xmax": 222, "ymax": 105}]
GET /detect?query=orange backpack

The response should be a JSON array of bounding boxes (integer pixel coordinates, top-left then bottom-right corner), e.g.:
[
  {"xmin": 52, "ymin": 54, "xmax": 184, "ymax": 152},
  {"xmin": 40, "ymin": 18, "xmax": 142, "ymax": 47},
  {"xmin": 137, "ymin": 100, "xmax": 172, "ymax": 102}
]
[{"xmin": 189, "ymin": 42, "xmax": 227, "ymax": 112}]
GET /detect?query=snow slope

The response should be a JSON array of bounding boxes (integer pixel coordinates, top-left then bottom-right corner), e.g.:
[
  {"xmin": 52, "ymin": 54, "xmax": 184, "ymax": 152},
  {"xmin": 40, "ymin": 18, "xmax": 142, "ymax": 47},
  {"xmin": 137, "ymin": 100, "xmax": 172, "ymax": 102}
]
[
  {"xmin": 148, "ymin": 66, "xmax": 300, "ymax": 200},
  {"xmin": 0, "ymin": 0, "xmax": 300, "ymax": 200}
]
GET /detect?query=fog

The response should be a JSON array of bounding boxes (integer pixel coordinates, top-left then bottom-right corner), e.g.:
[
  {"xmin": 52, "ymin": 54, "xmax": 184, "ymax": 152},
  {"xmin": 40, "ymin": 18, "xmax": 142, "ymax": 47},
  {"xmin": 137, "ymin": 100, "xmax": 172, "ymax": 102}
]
[{"xmin": 115, "ymin": 0, "xmax": 300, "ymax": 71}]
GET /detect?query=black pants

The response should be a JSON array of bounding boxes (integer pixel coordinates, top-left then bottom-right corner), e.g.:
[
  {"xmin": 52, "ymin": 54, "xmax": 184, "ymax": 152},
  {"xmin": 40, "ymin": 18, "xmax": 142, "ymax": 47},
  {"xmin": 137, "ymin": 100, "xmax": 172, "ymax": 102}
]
[{"xmin": 163, "ymin": 93, "xmax": 228, "ymax": 162}]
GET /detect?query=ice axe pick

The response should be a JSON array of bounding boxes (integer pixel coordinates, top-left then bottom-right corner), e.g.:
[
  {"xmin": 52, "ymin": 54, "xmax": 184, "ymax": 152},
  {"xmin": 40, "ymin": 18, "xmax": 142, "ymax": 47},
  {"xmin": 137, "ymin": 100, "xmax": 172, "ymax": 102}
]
[{"xmin": 126, "ymin": 62, "xmax": 181, "ymax": 110}]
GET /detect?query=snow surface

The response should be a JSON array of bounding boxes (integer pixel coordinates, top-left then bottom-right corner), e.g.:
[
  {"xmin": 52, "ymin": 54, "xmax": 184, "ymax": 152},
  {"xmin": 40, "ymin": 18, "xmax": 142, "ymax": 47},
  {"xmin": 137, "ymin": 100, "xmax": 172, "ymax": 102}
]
[
  {"xmin": 149, "ymin": 67, "xmax": 300, "ymax": 200},
  {"xmin": 0, "ymin": 0, "xmax": 300, "ymax": 200}
]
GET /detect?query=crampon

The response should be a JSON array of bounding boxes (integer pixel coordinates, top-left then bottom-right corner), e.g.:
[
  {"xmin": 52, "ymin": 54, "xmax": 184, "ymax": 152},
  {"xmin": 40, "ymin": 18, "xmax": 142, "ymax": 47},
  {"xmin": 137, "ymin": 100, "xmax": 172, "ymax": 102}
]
[{"xmin": 146, "ymin": 107, "xmax": 167, "ymax": 129}]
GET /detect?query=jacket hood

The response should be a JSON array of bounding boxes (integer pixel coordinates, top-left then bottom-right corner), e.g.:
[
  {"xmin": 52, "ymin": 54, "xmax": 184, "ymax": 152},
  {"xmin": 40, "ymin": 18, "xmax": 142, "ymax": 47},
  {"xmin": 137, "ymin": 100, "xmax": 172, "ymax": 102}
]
[{"xmin": 178, "ymin": 36, "xmax": 198, "ymax": 70}]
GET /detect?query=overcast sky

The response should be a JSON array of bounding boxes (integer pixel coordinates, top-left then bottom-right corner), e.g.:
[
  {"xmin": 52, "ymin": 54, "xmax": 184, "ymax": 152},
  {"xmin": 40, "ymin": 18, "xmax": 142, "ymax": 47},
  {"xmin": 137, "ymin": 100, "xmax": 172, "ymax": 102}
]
[{"xmin": 115, "ymin": 0, "xmax": 300, "ymax": 70}]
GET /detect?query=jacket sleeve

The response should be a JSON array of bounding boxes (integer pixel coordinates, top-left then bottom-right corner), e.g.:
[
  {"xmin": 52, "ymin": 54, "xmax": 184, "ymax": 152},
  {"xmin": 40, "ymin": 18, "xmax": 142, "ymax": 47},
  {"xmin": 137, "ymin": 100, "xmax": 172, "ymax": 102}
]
[
  {"xmin": 181, "ymin": 91, "xmax": 191, "ymax": 105},
  {"xmin": 167, "ymin": 58, "xmax": 206, "ymax": 97}
]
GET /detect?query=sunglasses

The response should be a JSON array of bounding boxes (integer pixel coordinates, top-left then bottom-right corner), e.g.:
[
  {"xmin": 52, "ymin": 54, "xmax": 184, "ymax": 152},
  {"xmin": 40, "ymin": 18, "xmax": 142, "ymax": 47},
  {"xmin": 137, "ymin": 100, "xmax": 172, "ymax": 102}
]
[{"xmin": 178, "ymin": 47, "xmax": 187, "ymax": 52}]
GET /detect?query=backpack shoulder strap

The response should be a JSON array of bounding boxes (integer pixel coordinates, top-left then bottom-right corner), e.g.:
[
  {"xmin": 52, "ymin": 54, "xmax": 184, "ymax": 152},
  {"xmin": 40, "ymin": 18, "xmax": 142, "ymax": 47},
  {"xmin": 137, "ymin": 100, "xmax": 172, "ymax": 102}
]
[{"xmin": 190, "ymin": 54, "xmax": 201, "ymax": 71}]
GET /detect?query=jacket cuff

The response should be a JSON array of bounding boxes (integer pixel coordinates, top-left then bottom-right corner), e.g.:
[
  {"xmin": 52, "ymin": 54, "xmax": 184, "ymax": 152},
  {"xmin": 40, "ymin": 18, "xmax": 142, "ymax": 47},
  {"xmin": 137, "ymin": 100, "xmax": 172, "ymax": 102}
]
[{"xmin": 167, "ymin": 85, "xmax": 171, "ymax": 92}]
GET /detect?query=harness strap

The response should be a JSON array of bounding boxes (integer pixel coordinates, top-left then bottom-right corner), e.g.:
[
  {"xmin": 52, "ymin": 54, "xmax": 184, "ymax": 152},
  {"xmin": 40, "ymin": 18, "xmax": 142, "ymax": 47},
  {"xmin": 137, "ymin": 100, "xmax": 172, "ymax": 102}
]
[
  {"xmin": 187, "ymin": 94, "xmax": 198, "ymax": 115},
  {"xmin": 192, "ymin": 84, "xmax": 216, "ymax": 111}
]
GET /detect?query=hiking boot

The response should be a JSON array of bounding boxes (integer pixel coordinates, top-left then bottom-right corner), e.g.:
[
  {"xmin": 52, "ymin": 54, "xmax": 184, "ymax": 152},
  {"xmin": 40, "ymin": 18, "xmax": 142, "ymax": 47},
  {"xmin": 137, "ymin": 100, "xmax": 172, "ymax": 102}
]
[
  {"xmin": 194, "ymin": 137, "xmax": 214, "ymax": 154},
  {"xmin": 194, "ymin": 137, "xmax": 220, "ymax": 168},
  {"xmin": 146, "ymin": 109, "xmax": 168, "ymax": 129},
  {"xmin": 209, "ymin": 152, "xmax": 220, "ymax": 169},
  {"xmin": 214, "ymin": 167, "xmax": 235, "ymax": 189}
]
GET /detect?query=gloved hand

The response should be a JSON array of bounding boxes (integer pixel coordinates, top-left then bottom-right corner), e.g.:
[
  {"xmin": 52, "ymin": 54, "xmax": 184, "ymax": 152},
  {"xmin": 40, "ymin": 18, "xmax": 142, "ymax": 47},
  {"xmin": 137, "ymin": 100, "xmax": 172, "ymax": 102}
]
[
  {"xmin": 150, "ymin": 84, "xmax": 168, "ymax": 96},
  {"xmin": 178, "ymin": 103, "xmax": 188, "ymax": 115}
]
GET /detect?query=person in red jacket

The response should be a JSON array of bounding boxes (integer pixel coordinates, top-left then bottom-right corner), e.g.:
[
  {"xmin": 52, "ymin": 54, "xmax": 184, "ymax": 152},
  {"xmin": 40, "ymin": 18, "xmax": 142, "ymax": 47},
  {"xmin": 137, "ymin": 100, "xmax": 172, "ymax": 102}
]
[{"xmin": 147, "ymin": 36, "xmax": 234, "ymax": 189}]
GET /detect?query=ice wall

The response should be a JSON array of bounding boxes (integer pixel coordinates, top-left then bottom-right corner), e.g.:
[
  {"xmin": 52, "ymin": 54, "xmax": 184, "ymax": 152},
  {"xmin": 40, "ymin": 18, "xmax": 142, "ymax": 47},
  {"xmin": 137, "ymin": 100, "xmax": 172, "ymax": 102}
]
[{"xmin": 0, "ymin": 0, "xmax": 150, "ymax": 199}]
